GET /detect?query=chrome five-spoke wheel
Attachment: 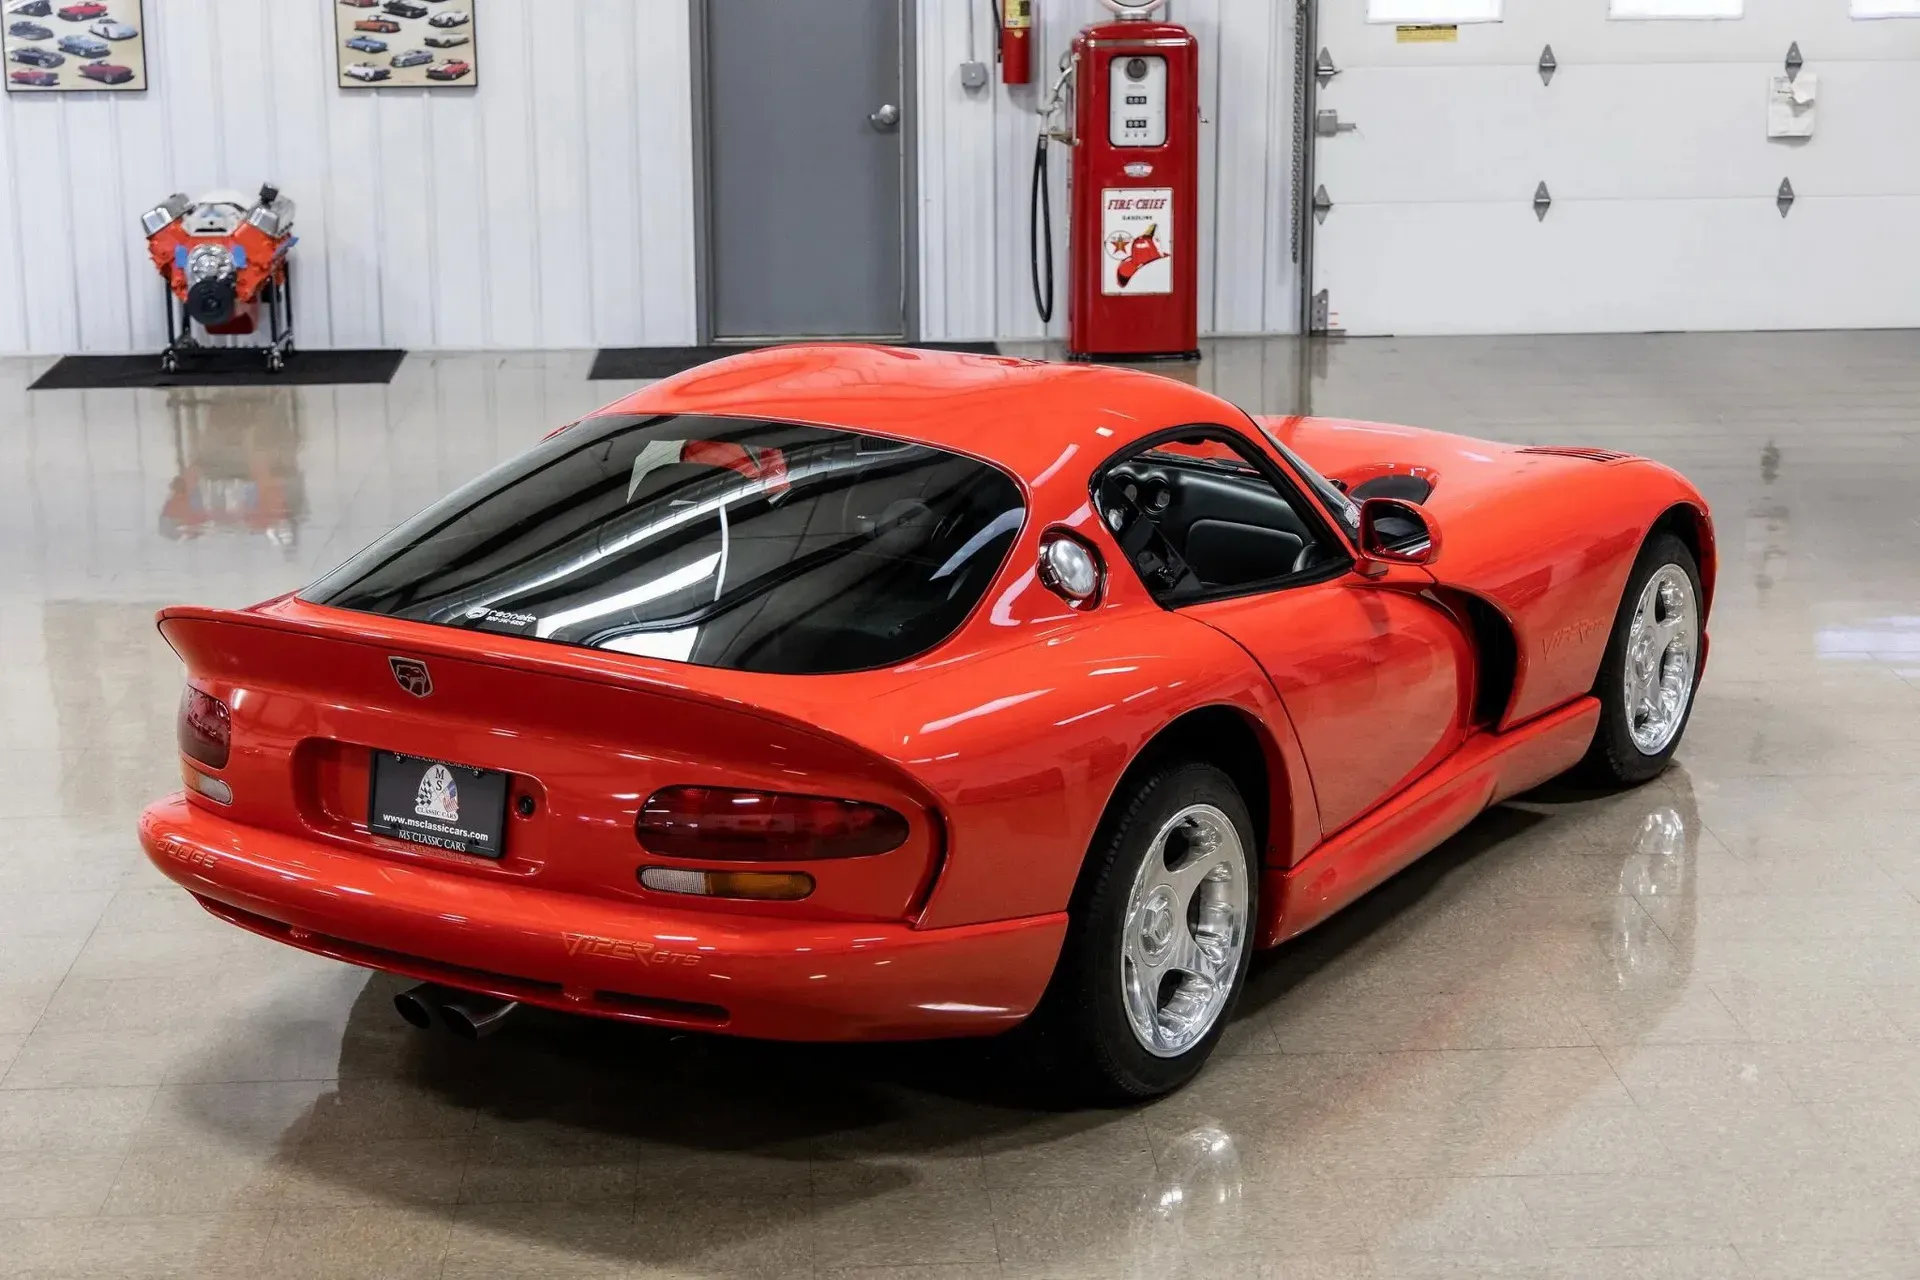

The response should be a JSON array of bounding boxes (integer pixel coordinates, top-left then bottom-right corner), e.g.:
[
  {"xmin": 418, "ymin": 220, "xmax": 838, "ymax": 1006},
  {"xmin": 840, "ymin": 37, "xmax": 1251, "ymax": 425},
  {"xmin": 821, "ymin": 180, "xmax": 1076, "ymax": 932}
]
[
  {"xmin": 1119, "ymin": 803, "xmax": 1250, "ymax": 1057},
  {"xmin": 1580, "ymin": 532, "xmax": 1705, "ymax": 786},
  {"xmin": 1624, "ymin": 563, "xmax": 1698, "ymax": 756}
]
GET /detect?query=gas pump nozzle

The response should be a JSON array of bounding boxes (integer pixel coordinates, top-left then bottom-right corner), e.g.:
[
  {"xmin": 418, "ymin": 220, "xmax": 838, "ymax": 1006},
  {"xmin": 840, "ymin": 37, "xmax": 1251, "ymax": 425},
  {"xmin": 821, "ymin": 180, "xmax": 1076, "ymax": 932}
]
[{"xmin": 1030, "ymin": 52, "xmax": 1078, "ymax": 325}]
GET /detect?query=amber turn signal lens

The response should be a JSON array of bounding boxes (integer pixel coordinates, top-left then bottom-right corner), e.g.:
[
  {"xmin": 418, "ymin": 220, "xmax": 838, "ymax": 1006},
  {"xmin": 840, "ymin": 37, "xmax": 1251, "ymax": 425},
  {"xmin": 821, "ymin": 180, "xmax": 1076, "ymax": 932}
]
[
  {"xmin": 182, "ymin": 763, "xmax": 233, "ymax": 806},
  {"xmin": 638, "ymin": 866, "xmax": 815, "ymax": 901}
]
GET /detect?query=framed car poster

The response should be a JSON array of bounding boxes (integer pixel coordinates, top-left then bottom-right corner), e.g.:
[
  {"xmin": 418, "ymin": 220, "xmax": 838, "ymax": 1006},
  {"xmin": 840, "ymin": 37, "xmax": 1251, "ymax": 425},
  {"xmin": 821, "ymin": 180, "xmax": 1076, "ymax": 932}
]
[
  {"xmin": 335, "ymin": 0, "xmax": 476, "ymax": 89},
  {"xmin": 4, "ymin": 0, "xmax": 148, "ymax": 93}
]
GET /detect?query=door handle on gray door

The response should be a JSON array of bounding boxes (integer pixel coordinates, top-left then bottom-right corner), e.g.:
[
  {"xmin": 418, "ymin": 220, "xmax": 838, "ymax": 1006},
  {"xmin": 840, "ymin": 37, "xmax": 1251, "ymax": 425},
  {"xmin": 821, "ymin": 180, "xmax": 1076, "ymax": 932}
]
[{"xmin": 869, "ymin": 103, "xmax": 900, "ymax": 131}]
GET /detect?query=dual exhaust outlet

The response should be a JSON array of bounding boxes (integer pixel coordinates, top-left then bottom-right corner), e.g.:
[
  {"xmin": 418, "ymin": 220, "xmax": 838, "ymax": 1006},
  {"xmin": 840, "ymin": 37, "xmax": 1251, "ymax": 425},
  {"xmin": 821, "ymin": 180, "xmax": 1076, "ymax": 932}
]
[{"xmin": 393, "ymin": 982, "xmax": 518, "ymax": 1039}]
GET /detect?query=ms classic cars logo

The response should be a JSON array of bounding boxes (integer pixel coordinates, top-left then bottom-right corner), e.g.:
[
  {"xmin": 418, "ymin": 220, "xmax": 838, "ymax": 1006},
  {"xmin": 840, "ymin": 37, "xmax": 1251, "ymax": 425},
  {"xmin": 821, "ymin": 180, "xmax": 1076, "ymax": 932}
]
[
  {"xmin": 413, "ymin": 764, "xmax": 460, "ymax": 822},
  {"xmin": 389, "ymin": 656, "xmax": 433, "ymax": 697}
]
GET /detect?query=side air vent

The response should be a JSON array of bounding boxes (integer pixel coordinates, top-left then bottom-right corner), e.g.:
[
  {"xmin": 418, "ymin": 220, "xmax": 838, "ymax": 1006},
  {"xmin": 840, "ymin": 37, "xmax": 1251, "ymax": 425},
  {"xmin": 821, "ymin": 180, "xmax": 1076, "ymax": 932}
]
[{"xmin": 1514, "ymin": 446, "xmax": 1635, "ymax": 463}]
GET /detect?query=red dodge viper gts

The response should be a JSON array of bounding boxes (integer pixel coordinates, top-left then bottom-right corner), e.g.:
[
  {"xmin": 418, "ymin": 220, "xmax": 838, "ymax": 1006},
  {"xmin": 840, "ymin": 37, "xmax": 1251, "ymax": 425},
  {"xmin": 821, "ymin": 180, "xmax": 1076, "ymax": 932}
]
[{"xmin": 140, "ymin": 345, "xmax": 1713, "ymax": 1097}]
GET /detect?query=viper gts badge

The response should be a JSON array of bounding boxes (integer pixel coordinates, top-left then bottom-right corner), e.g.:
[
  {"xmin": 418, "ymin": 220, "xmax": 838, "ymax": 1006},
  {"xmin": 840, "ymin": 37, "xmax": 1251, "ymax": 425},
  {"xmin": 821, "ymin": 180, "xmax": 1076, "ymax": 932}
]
[{"xmin": 389, "ymin": 656, "xmax": 433, "ymax": 697}]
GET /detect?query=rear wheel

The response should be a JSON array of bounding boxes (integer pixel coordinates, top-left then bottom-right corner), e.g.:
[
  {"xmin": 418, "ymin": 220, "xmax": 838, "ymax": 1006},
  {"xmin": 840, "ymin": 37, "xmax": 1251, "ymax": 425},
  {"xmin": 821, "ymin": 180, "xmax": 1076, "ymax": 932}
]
[
  {"xmin": 1047, "ymin": 761, "xmax": 1256, "ymax": 1100},
  {"xmin": 1580, "ymin": 532, "xmax": 1703, "ymax": 786}
]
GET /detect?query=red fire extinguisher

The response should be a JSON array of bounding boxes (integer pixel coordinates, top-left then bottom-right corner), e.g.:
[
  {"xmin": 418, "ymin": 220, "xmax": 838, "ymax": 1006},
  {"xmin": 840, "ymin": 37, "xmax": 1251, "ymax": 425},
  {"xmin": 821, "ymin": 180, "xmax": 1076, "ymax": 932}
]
[{"xmin": 999, "ymin": 0, "xmax": 1033, "ymax": 85}]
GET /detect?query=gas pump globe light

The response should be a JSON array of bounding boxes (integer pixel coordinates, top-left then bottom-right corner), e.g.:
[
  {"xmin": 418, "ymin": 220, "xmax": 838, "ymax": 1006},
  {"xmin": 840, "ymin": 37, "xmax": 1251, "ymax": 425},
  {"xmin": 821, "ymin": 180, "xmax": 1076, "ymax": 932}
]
[{"xmin": 1098, "ymin": 0, "xmax": 1167, "ymax": 16}]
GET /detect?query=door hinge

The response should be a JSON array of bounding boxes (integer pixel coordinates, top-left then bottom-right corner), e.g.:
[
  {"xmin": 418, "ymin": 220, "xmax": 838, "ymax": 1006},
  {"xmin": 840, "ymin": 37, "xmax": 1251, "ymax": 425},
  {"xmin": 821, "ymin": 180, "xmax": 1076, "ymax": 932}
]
[
  {"xmin": 1311, "ymin": 289, "xmax": 1331, "ymax": 333},
  {"xmin": 1315, "ymin": 47, "xmax": 1339, "ymax": 86},
  {"xmin": 1777, "ymin": 177, "xmax": 1795, "ymax": 218},
  {"xmin": 1315, "ymin": 108, "xmax": 1356, "ymax": 137},
  {"xmin": 1538, "ymin": 45, "xmax": 1557, "ymax": 87},
  {"xmin": 1312, "ymin": 184, "xmax": 1333, "ymax": 224},
  {"xmin": 1533, "ymin": 181, "xmax": 1552, "ymax": 221}
]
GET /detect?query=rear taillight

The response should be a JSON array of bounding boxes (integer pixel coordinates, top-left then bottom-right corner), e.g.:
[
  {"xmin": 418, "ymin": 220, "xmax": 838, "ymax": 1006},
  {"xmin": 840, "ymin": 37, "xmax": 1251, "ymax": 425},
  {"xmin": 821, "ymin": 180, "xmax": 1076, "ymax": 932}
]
[
  {"xmin": 177, "ymin": 686, "xmax": 231, "ymax": 770},
  {"xmin": 636, "ymin": 786, "xmax": 909, "ymax": 861}
]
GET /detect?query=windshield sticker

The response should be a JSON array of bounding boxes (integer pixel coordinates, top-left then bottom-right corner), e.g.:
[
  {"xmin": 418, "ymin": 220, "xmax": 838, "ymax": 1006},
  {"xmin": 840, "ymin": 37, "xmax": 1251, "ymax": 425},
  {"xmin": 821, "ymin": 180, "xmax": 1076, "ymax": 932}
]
[{"xmin": 463, "ymin": 606, "xmax": 537, "ymax": 635}]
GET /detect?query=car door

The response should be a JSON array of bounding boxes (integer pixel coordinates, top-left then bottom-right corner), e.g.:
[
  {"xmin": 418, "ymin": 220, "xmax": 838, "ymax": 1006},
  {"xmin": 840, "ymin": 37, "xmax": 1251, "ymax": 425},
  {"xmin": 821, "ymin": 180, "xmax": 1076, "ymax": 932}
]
[
  {"xmin": 1187, "ymin": 572, "xmax": 1473, "ymax": 837},
  {"xmin": 1097, "ymin": 427, "xmax": 1473, "ymax": 840}
]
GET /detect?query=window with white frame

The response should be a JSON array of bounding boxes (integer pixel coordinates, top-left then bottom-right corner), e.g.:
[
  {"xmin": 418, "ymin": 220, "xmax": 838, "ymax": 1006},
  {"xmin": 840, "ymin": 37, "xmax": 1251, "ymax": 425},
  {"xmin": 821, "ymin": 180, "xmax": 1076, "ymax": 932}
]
[
  {"xmin": 1367, "ymin": 0, "xmax": 1502, "ymax": 22},
  {"xmin": 1852, "ymin": 0, "xmax": 1920, "ymax": 16},
  {"xmin": 1611, "ymin": 0, "xmax": 1742, "ymax": 16}
]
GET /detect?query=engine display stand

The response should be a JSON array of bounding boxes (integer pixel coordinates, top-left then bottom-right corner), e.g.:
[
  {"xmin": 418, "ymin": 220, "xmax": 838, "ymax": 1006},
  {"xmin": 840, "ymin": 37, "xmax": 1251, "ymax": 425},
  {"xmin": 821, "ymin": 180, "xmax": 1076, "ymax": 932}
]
[{"xmin": 161, "ymin": 262, "xmax": 296, "ymax": 375}]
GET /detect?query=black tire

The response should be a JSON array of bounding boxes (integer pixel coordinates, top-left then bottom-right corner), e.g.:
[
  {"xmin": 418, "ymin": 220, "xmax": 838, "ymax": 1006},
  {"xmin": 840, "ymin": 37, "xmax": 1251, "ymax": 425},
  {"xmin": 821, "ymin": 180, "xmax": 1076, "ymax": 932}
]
[
  {"xmin": 1043, "ymin": 760, "xmax": 1258, "ymax": 1102},
  {"xmin": 1579, "ymin": 531, "xmax": 1704, "ymax": 786}
]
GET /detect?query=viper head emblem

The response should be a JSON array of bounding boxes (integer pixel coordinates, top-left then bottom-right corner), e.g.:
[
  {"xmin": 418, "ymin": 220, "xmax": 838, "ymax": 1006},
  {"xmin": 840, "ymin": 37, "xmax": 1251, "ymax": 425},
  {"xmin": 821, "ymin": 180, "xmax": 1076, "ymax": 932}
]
[{"xmin": 388, "ymin": 657, "xmax": 433, "ymax": 697}]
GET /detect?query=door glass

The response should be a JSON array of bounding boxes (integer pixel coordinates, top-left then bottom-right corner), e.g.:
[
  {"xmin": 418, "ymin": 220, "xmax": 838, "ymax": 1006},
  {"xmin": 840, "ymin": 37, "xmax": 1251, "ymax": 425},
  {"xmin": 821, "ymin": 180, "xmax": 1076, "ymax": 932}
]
[{"xmin": 1095, "ymin": 433, "xmax": 1343, "ymax": 604}]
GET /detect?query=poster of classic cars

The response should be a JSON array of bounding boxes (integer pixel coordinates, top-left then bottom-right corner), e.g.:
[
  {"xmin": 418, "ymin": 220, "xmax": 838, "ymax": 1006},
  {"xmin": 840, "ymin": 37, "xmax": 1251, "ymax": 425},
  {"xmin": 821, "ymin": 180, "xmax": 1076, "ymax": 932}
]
[
  {"xmin": 335, "ymin": 0, "xmax": 476, "ymax": 89},
  {"xmin": 4, "ymin": 0, "xmax": 148, "ymax": 93}
]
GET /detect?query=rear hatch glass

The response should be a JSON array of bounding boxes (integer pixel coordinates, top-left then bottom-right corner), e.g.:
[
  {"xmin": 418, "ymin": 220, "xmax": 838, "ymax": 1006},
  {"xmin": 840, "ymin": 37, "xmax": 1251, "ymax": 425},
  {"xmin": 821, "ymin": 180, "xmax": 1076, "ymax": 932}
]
[{"xmin": 301, "ymin": 413, "xmax": 1026, "ymax": 674}]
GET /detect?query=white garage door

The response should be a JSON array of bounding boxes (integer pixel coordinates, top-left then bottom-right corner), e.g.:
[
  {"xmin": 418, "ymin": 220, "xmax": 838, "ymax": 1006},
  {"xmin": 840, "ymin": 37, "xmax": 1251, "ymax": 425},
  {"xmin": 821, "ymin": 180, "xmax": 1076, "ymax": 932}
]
[{"xmin": 1307, "ymin": 3, "xmax": 1920, "ymax": 335}]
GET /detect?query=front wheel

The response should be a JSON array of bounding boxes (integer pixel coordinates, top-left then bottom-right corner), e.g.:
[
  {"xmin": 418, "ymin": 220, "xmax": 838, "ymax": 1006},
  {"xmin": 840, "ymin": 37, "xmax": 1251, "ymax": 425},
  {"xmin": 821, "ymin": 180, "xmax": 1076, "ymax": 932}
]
[
  {"xmin": 1580, "ymin": 531, "xmax": 1704, "ymax": 786},
  {"xmin": 1047, "ymin": 761, "xmax": 1257, "ymax": 1100}
]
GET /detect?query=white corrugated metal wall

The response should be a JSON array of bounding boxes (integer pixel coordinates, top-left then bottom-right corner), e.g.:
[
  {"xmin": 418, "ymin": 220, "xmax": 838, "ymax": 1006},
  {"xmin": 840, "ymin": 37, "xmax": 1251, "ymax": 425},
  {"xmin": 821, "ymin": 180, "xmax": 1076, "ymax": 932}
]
[
  {"xmin": 0, "ymin": 0, "xmax": 700, "ymax": 356},
  {"xmin": 0, "ymin": 0, "xmax": 1300, "ymax": 356},
  {"xmin": 915, "ymin": 0, "xmax": 1303, "ymax": 342}
]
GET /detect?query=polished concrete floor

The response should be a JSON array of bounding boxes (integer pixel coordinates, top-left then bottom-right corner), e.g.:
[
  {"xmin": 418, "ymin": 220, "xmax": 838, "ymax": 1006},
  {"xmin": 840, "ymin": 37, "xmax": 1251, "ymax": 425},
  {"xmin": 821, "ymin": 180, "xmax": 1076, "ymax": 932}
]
[{"xmin": 3, "ymin": 332, "xmax": 1920, "ymax": 1278}]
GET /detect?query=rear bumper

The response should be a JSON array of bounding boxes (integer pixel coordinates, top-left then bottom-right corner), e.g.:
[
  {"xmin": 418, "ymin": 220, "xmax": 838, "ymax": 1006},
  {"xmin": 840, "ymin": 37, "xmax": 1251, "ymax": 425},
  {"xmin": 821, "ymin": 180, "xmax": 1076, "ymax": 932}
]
[{"xmin": 138, "ymin": 796, "xmax": 1067, "ymax": 1041}]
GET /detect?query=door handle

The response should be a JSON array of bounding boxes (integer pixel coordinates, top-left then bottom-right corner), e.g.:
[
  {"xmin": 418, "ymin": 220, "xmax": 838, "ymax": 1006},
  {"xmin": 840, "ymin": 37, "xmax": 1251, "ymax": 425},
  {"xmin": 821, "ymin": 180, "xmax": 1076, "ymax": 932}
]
[{"xmin": 869, "ymin": 102, "xmax": 901, "ymax": 132}]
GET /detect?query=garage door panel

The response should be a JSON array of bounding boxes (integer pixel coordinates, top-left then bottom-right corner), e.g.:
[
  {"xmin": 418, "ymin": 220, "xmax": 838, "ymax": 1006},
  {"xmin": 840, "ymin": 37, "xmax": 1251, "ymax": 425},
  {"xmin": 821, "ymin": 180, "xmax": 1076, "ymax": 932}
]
[
  {"xmin": 1318, "ymin": 196, "xmax": 1920, "ymax": 336},
  {"xmin": 1319, "ymin": 61, "xmax": 1920, "ymax": 204},
  {"xmin": 1320, "ymin": 4, "xmax": 1920, "ymax": 65}
]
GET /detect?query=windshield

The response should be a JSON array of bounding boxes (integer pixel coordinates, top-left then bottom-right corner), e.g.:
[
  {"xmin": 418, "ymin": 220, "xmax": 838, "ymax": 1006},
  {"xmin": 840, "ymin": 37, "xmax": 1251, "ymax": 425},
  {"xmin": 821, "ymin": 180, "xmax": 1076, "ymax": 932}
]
[
  {"xmin": 302, "ymin": 414, "xmax": 1026, "ymax": 675},
  {"xmin": 1146, "ymin": 424, "xmax": 1360, "ymax": 539},
  {"xmin": 1257, "ymin": 429, "xmax": 1360, "ymax": 537}
]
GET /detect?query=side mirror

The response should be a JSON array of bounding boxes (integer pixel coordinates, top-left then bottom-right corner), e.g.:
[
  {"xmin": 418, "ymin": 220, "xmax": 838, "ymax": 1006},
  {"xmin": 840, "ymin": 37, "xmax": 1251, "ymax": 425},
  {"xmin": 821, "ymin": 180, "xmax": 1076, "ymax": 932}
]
[{"xmin": 1356, "ymin": 496, "xmax": 1440, "ymax": 570}]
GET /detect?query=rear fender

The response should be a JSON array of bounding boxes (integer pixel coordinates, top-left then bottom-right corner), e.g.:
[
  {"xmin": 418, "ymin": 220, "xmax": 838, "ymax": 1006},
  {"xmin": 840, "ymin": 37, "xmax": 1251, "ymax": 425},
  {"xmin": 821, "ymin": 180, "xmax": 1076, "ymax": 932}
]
[{"xmin": 862, "ymin": 610, "xmax": 1318, "ymax": 932}]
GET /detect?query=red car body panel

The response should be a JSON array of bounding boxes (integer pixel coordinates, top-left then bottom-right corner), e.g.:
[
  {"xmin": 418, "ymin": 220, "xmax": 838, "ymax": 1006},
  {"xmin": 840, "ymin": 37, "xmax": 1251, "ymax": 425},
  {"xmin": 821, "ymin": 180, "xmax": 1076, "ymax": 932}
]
[
  {"xmin": 1259, "ymin": 415, "xmax": 1716, "ymax": 727},
  {"xmin": 138, "ymin": 345, "xmax": 1713, "ymax": 1039}
]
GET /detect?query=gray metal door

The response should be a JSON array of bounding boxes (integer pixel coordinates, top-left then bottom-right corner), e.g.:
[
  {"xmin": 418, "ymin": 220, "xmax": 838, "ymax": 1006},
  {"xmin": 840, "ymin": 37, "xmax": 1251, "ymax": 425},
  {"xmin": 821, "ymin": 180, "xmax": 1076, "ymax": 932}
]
[{"xmin": 704, "ymin": 0, "xmax": 908, "ymax": 341}]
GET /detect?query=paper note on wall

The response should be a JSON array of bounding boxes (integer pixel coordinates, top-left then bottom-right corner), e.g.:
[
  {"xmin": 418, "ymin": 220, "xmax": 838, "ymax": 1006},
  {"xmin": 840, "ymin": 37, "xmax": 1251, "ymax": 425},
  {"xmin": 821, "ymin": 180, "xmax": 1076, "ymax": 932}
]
[{"xmin": 1768, "ymin": 72, "xmax": 1816, "ymax": 138}]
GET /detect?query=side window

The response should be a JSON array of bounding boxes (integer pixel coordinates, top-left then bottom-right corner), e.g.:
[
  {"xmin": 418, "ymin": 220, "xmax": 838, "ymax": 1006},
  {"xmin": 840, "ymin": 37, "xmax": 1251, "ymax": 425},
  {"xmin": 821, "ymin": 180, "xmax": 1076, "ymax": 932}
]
[{"xmin": 1095, "ymin": 429, "xmax": 1345, "ymax": 605}]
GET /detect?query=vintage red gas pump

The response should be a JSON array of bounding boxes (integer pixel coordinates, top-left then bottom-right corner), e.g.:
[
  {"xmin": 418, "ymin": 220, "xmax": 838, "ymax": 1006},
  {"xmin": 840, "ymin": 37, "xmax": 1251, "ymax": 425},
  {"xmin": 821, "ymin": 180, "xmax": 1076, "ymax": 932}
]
[{"xmin": 1031, "ymin": 0, "xmax": 1199, "ymax": 363}]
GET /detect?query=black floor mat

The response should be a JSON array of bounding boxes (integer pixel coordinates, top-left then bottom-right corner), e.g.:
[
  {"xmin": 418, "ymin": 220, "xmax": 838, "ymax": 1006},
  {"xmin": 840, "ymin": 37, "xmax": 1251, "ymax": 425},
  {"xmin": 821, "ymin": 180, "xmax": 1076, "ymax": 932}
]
[
  {"xmin": 588, "ymin": 341, "xmax": 1001, "ymax": 382},
  {"xmin": 29, "ymin": 349, "xmax": 407, "ymax": 390}
]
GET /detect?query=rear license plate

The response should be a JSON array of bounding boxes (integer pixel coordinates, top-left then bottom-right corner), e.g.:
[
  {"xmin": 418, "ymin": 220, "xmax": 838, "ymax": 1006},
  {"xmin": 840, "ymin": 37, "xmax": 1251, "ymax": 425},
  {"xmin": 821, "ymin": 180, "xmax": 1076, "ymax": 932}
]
[{"xmin": 367, "ymin": 751, "xmax": 510, "ymax": 858}]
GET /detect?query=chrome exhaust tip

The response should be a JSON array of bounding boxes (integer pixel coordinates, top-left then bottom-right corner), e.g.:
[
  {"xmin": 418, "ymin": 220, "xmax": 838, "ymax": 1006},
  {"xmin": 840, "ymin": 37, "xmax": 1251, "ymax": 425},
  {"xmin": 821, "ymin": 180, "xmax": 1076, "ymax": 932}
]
[{"xmin": 438, "ymin": 994, "xmax": 519, "ymax": 1040}]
